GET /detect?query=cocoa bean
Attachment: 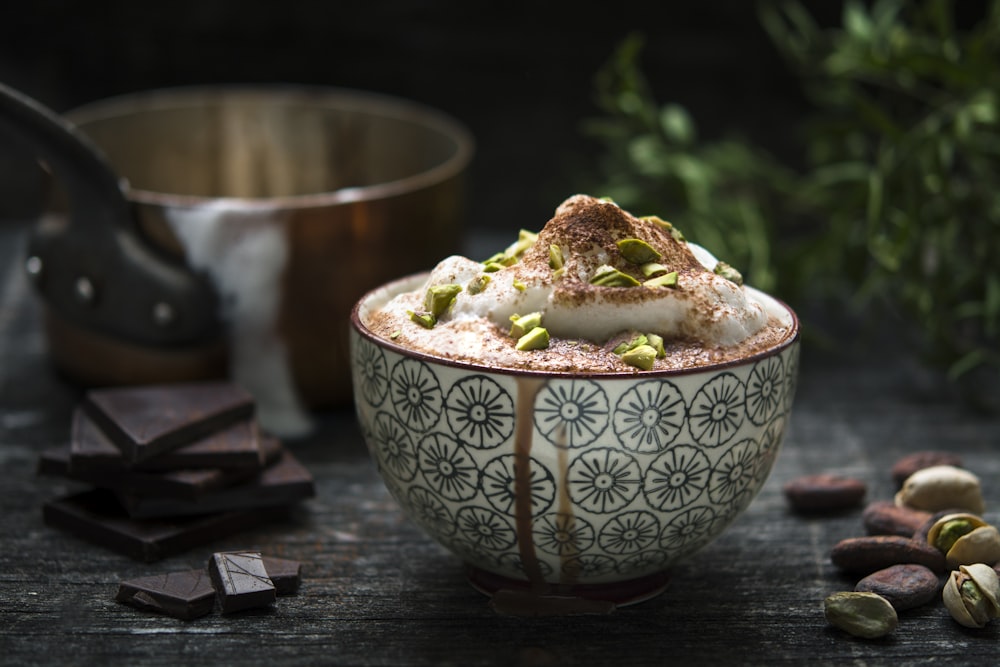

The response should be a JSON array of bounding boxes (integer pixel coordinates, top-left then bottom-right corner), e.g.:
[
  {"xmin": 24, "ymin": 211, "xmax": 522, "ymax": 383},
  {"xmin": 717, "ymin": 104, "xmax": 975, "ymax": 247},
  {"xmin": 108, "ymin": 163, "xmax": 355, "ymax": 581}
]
[
  {"xmin": 855, "ymin": 564, "xmax": 941, "ymax": 611},
  {"xmin": 861, "ymin": 501, "xmax": 932, "ymax": 537},
  {"xmin": 891, "ymin": 451, "xmax": 963, "ymax": 488},
  {"xmin": 830, "ymin": 535, "xmax": 946, "ymax": 574},
  {"xmin": 783, "ymin": 474, "xmax": 866, "ymax": 513}
]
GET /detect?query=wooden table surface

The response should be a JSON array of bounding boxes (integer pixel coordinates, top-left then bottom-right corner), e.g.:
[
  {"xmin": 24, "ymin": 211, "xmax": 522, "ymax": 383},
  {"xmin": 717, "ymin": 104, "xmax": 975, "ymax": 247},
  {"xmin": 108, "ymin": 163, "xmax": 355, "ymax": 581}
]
[{"xmin": 1, "ymin": 219, "xmax": 999, "ymax": 666}]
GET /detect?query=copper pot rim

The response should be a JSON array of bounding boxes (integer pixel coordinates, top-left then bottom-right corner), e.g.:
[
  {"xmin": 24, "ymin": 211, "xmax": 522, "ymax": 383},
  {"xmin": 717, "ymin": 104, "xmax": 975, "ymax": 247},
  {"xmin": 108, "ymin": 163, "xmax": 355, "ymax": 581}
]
[
  {"xmin": 64, "ymin": 84, "xmax": 475, "ymax": 210},
  {"xmin": 351, "ymin": 272, "xmax": 802, "ymax": 380}
]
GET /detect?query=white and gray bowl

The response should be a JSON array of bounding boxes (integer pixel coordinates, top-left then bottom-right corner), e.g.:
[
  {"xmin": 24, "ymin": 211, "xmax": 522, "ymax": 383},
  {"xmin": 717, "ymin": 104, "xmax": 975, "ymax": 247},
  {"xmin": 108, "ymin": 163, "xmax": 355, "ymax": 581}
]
[{"xmin": 350, "ymin": 273, "xmax": 800, "ymax": 604}]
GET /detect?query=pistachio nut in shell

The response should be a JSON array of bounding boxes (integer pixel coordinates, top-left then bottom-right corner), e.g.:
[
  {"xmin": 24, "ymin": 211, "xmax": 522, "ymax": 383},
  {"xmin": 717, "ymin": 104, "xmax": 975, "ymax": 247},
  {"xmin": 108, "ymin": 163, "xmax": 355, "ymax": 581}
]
[
  {"xmin": 824, "ymin": 591, "xmax": 898, "ymax": 639},
  {"xmin": 945, "ymin": 525, "xmax": 1000, "ymax": 570},
  {"xmin": 942, "ymin": 563, "xmax": 1000, "ymax": 628},
  {"xmin": 890, "ymin": 451, "xmax": 963, "ymax": 488},
  {"xmin": 894, "ymin": 465, "xmax": 985, "ymax": 515},
  {"xmin": 926, "ymin": 513, "xmax": 988, "ymax": 553}
]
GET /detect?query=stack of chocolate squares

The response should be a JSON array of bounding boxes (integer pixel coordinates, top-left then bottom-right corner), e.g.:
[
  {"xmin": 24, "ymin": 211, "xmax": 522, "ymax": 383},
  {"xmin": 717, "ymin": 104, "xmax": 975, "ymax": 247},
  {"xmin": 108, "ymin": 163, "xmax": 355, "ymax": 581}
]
[{"xmin": 38, "ymin": 382, "xmax": 315, "ymax": 562}]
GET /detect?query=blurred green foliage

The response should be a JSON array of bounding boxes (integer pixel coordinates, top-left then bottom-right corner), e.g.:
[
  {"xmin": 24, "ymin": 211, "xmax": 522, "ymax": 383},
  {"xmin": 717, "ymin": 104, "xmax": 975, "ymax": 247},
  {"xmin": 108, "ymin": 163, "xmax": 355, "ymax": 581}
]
[{"xmin": 582, "ymin": 0, "xmax": 1000, "ymax": 393}]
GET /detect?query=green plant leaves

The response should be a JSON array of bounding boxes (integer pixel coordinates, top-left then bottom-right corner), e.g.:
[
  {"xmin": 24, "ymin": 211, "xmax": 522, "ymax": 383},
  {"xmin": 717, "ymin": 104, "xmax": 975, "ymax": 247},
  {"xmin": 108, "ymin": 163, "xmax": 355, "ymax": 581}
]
[
  {"xmin": 659, "ymin": 104, "xmax": 695, "ymax": 145},
  {"xmin": 582, "ymin": 0, "xmax": 1000, "ymax": 389}
]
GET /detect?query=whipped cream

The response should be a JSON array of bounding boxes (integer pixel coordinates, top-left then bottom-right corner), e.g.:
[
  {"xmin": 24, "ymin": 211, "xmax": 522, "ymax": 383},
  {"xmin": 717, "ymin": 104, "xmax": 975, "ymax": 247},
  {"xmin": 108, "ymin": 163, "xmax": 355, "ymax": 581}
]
[{"xmin": 369, "ymin": 195, "xmax": 786, "ymax": 371}]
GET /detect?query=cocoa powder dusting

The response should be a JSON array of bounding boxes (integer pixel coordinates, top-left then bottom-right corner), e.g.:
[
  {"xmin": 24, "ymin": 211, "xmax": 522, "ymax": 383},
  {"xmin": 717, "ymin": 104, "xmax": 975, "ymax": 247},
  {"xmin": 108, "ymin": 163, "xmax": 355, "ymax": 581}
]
[
  {"xmin": 370, "ymin": 314, "xmax": 791, "ymax": 373},
  {"xmin": 365, "ymin": 194, "xmax": 794, "ymax": 372},
  {"xmin": 523, "ymin": 195, "xmax": 702, "ymax": 309}
]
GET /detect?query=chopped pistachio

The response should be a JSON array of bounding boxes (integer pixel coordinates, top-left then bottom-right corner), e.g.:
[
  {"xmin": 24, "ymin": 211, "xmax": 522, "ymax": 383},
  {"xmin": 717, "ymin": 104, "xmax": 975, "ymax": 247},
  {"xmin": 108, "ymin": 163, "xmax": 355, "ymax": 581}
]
[
  {"xmin": 646, "ymin": 333, "xmax": 666, "ymax": 358},
  {"xmin": 643, "ymin": 271, "xmax": 679, "ymax": 288},
  {"xmin": 423, "ymin": 284, "xmax": 462, "ymax": 317},
  {"xmin": 714, "ymin": 261, "xmax": 744, "ymax": 286},
  {"xmin": 483, "ymin": 251, "xmax": 516, "ymax": 267},
  {"xmin": 482, "ymin": 230, "xmax": 538, "ymax": 272},
  {"xmin": 407, "ymin": 310, "xmax": 436, "ymax": 329},
  {"xmin": 599, "ymin": 195, "xmax": 616, "ymax": 203},
  {"xmin": 390, "ymin": 330, "xmax": 401, "ymax": 339},
  {"xmin": 509, "ymin": 312, "xmax": 543, "ymax": 339},
  {"xmin": 621, "ymin": 344, "xmax": 657, "ymax": 371},
  {"xmin": 467, "ymin": 274, "xmax": 491, "ymax": 295},
  {"xmin": 613, "ymin": 334, "xmax": 648, "ymax": 355},
  {"xmin": 502, "ymin": 229, "xmax": 538, "ymax": 260},
  {"xmin": 590, "ymin": 264, "xmax": 641, "ymax": 287},
  {"xmin": 641, "ymin": 214, "xmax": 670, "ymax": 229},
  {"xmin": 516, "ymin": 228, "xmax": 538, "ymax": 246},
  {"xmin": 641, "ymin": 215, "xmax": 686, "ymax": 242},
  {"xmin": 641, "ymin": 262, "xmax": 669, "ymax": 277},
  {"xmin": 513, "ymin": 279, "xmax": 527, "ymax": 292},
  {"xmin": 553, "ymin": 266, "xmax": 566, "ymax": 280},
  {"xmin": 515, "ymin": 326, "xmax": 550, "ymax": 351},
  {"xmin": 617, "ymin": 238, "xmax": 662, "ymax": 264},
  {"xmin": 549, "ymin": 244, "xmax": 564, "ymax": 270}
]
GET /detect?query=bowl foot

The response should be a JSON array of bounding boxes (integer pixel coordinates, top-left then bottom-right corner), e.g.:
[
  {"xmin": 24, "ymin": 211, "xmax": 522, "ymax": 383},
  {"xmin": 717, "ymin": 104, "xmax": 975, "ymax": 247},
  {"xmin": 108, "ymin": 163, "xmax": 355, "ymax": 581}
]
[{"xmin": 466, "ymin": 565, "xmax": 670, "ymax": 615}]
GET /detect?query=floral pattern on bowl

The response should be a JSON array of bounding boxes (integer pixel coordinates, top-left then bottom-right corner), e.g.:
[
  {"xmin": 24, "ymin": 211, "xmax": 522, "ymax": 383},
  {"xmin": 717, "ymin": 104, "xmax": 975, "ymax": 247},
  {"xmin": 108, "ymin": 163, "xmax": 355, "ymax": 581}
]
[{"xmin": 351, "ymin": 274, "xmax": 800, "ymax": 597}]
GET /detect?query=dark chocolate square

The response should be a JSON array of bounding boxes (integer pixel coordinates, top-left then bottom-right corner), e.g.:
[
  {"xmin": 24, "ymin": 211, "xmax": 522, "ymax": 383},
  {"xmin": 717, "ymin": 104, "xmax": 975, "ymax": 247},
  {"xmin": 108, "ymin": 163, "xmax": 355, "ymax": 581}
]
[
  {"xmin": 42, "ymin": 488, "xmax": 287, "ymax": 562},
  {"xmin": 115, "ymin": 446, "xmax": 314, "ymax": 518},
  {"xmin": 116, "ymin": 569, "xmax": 216, "ymax": 620},
  {"xmin": 261, "ymin": 556, "xmax": 302, "ymax": 596},
  {"xmin": 208, "ymin": 551, "xmax": 276, "ymax": 613},
  {"xmin": 69, "ymin": 408, "xmax": 264, "ymax": 474},
  {"xmin": 83, "ymin": 382, "xmax": 255, "ymax": 462},
  {"xmin": 41, "ymin": 436, "xmax": 282, "ymax": 500}
]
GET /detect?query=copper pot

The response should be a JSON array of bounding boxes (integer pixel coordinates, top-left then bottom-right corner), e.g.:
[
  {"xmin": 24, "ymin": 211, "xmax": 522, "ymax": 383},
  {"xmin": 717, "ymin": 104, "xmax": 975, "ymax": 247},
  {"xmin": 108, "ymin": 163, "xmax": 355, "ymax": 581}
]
[{"xmin": 1, "ymin": 84, "xmax": 473, "ymax": 436}]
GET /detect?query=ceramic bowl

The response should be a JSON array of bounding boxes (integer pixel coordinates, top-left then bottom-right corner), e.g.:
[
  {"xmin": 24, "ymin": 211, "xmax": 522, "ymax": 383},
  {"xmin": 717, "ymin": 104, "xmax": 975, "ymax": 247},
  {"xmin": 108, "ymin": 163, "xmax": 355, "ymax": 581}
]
[{"xmin": 350, "ymin": 273, "xmax": 800, "ymax": 604}]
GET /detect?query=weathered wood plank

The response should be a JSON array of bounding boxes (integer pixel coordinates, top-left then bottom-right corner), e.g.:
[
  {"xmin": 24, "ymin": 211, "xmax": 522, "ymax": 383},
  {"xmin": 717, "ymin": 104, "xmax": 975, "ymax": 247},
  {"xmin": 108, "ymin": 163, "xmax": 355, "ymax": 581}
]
[{"xmin": 1, "ymin": 219, "xmax": 998, "ymax": 666}]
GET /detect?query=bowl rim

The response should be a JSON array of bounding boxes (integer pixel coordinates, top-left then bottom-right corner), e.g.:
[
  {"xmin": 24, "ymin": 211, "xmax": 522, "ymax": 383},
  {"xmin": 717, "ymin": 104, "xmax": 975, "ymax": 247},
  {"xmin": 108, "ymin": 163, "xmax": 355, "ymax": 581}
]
[{"xmin": 351, "ymin": 272, "xmax": 801, "ymax": 379}]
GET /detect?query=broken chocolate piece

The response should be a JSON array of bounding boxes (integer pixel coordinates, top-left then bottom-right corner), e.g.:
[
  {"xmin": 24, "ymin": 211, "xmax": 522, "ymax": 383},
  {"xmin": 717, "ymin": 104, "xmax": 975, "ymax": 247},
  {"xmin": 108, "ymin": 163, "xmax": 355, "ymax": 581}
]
[
  {"xmin": 116, "ymin": 569, "xmax": 216, "ymax": 620},
  {"xmin": 82, "ymin": 382, "xmax": 255, "ymax": 463},
  {"xmin": 262, "ymin": 556, "xmax": 302, "ymax": 595},
  {"xmin": 42, "ymin": 488, "xmax": 287, "ymax": 562},
  {"xmin": 36, "ymin": 446, "xmax": 74, "ymax": 477},
  {"xmin": 114, "ymin": 447, "xmax": 314, "ymax": 518},
  {"xmin": 69, "ymin": 409, "xmax": 264, "ymax": 473},
  {"xmin": 209, "ymin": 551, "xmax": 276, "ymax": 613},
  {"xmin": 41, "ymin": 436, "xmax": 282, "ymax": 500}
]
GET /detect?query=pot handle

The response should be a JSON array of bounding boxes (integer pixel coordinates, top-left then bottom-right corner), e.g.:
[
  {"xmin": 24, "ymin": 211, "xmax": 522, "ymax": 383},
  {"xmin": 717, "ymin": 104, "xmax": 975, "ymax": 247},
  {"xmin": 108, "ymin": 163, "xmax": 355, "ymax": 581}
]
[{"xmin": 0, "ymin": 81, "xmax": 219, "ymax": 346}]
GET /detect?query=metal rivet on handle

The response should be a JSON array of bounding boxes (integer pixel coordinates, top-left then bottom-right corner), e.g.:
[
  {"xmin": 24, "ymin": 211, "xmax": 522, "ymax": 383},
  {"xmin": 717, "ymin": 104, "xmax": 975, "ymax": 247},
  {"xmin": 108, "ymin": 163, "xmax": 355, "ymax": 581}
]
[
  {"xmin": 74, "ymin": 276, "xmax": 96, "ymax": 305},
  {"xmin": 25, "ymin": 255, "xmax": 43, "ymax": 279},
  {"xmin": 152, "ymin": 301, "xmax": 176, "ymax": 327}
]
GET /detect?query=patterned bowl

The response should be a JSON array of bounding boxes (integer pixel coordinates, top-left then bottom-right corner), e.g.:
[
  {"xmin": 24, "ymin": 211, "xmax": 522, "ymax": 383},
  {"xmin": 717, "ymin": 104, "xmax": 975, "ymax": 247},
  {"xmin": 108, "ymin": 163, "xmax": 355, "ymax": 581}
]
[{"xmin": 350, "ymin": 273, "xmax": 800, "ymax": 605}]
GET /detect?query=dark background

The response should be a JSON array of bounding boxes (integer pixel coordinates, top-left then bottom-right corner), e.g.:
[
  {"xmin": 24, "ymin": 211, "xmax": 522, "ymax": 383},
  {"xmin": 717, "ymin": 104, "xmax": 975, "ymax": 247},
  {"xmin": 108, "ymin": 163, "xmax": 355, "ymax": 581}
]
[{"xmin": 0, "ymin": 0, "xmax": 840, "ymax": 236}]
